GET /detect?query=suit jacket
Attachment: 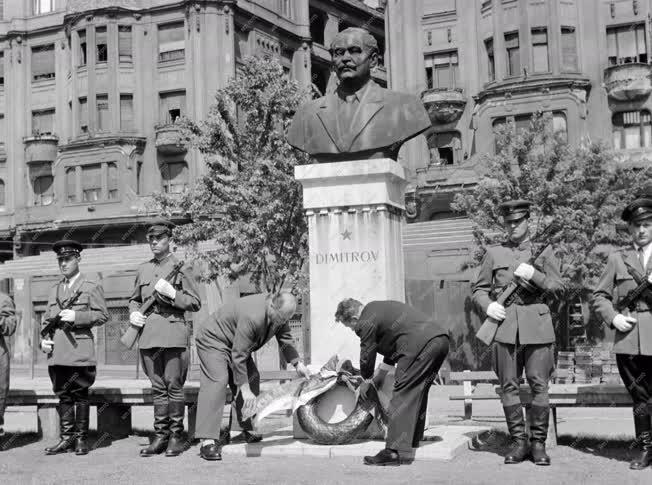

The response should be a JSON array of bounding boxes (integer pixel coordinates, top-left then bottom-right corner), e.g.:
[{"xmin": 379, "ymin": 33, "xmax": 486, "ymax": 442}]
[
  {"xmin": 592, "ymin": 247, "xmax": 652, "ymax": 355},
  {"xmin": 356, "ymin": 300, "xmax": 448, "ymax": 379},
  {"xmin": 128, "ymin": 253, "xmax": 201, "ymax": 350},
  {"xmin": 44, "ymin": 274, "xmax": 108, "ymax": 366},
  {"xmin": 196, "ymin": 294, "xmax": 300, "ymax": 387},
  {"xmin": 0, "ymin": 292, "xmax": 17, "ymax": 402},
  {"xmin": 472, "ymin": 242, "xmax": 563, "ymax": 345},
  {"xmin": 287, "ymin": 80, "xmax": 431, "ymax": 158}
]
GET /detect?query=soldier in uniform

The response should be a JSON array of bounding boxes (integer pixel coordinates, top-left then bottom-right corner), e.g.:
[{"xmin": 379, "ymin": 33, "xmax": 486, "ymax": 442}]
[
  {"xmin": 194, "ymin": 292, "xmax": 310, "ymax": 461},
  {"xmin": 472, "ymin": 200, "xmax": 563, "ymax": 466},
  {"xmin": 0, "ymin": 291, "xmax": 17, "ymax": 440},
  {"xmin": 128, "ymin": 219, "xmax": 201, "ymax": 457},
  {"xmin": 42, "ymin": 240, "xmax": 109, "ymax": 455},
  {"xmin": 593, "ymin": 197, "xmax": 652, "ymax": 470}
]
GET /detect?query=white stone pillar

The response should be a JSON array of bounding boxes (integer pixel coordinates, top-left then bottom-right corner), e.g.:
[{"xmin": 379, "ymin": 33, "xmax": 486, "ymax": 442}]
[{"xmin": 295, "ymin": 159, "xmax": 407, "ymax": 367}]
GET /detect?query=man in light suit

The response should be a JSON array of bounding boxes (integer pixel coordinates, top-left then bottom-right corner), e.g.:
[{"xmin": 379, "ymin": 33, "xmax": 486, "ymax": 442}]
[
  {"xmin": 287, "ymin": 27, "xmax": 431, "ymax": 163},
  {"xmin": 0, "ymin": 291, "xmax": 17, "ymax": 441},
  {"xmin": 593, "ymin": 197, "xmax": 652, "ymax": 470},
  {"xmin": 194, "ymin": 292, "xmax": 310, "ymax": 461}
]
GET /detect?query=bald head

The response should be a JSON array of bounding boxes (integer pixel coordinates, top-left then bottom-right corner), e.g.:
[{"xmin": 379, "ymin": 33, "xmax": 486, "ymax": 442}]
[{"xmin": 267, "ymin": 291, "xmax": 297, "ymax": 325}]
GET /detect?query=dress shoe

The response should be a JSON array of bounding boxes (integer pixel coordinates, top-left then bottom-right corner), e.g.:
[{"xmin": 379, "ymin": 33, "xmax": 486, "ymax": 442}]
[
  {"xmin": 504, "ymin": 440, "xmax": 530, "ymax": 464},
  {"xmin": 165, "ymin": 434, "xmax": 187, "ymax": 457},
  {"xmin": 363, "ymin": 448, "xmax": 412, "ymax": 466},
  {"xmin": 531, "ymin": 441, "xmax": 550, "ymax": 466},
  {"xmin": 140, "ymin": 435, "xmax": 169, "ymax": 457},
  {"xmin": 630, "ymin": 431, "xmax": 652, "ymax": 470},
  {"xmin": 75, "ymin": 436, "xmax": 89, "ymax": 456},
  {"xmin": 45, "ymin": 438, "xmax": 76, "ymax": 455},
  {"xmin": 200, "ymin": 442, "xmax": 222, "ymax": 461}
]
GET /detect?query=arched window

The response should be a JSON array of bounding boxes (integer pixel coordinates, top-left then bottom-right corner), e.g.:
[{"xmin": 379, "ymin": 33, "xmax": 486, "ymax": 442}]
[
  {"xmin": 427, "ymin": 131, "xmax": 461, "ymax": 165},
  {"xmin": 161, "ymin": 161, "xmax": 188, "ymax": 194},
  {"xmin": 612, "ymin": 110, "xmax": 652, "ymax": 150}
]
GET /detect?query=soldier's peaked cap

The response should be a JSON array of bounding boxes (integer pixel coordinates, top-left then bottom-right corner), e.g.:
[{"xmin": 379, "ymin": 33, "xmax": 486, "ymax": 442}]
[
  {"xmin": 622, "ymin": 197, "xmax": 652, "ymax": 223},
  {"xmin": 52, "ymin": 240, "xmax": 83, "ymax": 258},
  {"xmin": 146, "ymin": 218, "xmax": 175, "ymax": 237},
  {"xmin": 498, "ymin": 199, "xmax": 532, "ymax": 222}
]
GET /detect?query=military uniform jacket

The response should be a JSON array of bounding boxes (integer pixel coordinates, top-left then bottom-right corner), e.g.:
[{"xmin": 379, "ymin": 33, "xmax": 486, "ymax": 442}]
[
  {"xmin": 472, "ymin": 242, "xmax": 563, "ymax": 345},
  {"xmin": 592, "ymin": 247, "xmax": 652, "ymax": 355},
  {"xmin": 196, "ymin": 294, "xmax": 300, "ymax": 387},
  {"xmin": 44, "ymin": 274, "xmax": 108, "ymax": 366},
  {"xmin": 129, "ymin": 253, "xmax": 201, "ymax": 350},
  {"xmin": 356, "ymin": 300, "xmax": 448, "ymax": 379},
  {"xmin": 0, "ymin": 292, "xmax": 17, "ymax": 356}
]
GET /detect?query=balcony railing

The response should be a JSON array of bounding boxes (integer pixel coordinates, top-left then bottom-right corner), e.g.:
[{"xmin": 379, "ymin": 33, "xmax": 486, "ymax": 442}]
[
  {"xmin": 604, "ymin": 63, "xmax": 652, "ymax": 102},
  {"xmin": 155, "ymin": 123, "xmax": 188, "ymax": 154},
  {"xmin": 421, "ymin": 88, "xmax": 467, "ymax": 124}
]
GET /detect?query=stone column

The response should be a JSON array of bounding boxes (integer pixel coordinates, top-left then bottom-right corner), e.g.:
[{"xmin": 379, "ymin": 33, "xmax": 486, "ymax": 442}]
[{"xmin": 295, "ymin": 159, "xmax": 407, "ymax": 367}]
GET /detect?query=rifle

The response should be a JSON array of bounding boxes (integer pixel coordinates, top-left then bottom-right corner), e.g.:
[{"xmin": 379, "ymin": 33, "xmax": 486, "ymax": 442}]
[
  {"xmin": 40, "ymin": 289, "xmax": 83, "ymax": 339},
  {"xmin": 120, "ymin": 261, "xmax": 185, "ymax": 350},
  {"xmin": 616, "ymin": 261, "xmax": 652, "ymax": 313},
  {"xmin": 476, "ymin": 241, "xmax": 553, "ymax": 346}
]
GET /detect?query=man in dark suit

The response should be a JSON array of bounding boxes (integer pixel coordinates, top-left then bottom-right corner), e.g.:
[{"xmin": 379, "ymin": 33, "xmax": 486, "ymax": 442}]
[
  {"xmin": 334, "ymin": 298, "xmax": 449, "ymax": 466},
  {"xmin": 128, "ymin": 219, "xmax": 201, "ymax": 457},
  {"xmin": 41, "ymin": 240, "xmax": 108, "ymax": 456},
  {"xmin": 472, "ymin": 200, "xmax": 563, "ymax": 466},
  {"xmin": 194, "ymin": 292, "xmax": 310, "ymax": 461},
  {"xmin": 0, "ymin": 291, "xmax": 17, "ymax": 440},
  {"xmin": 287, "ymin": 27, "xmax": 431, "ymax": 163},
  {"xmin": 593, "ymin": 197, "xmax": 652, "ymax": 470}
]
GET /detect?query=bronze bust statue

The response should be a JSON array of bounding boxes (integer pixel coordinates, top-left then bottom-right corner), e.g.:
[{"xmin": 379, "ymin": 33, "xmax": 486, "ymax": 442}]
[{"xmin": 288, "ymin": 28, "xmax": 432, "ymax": 163}]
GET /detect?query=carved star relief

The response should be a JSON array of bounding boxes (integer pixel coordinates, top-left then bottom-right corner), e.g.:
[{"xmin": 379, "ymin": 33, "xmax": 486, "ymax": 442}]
[{"xmin": 341, "ymin": 229, "xmax": 352, "ymax": 240}]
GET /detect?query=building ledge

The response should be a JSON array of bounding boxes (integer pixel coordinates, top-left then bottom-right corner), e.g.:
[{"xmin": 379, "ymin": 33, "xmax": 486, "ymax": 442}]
[
  {"xmin": 475, "ymin": 75, "xmax": 592, "ymax": 103},
  {"xmin": 60, "ymin": 133, "xmax": 146, "ymax": 152}
]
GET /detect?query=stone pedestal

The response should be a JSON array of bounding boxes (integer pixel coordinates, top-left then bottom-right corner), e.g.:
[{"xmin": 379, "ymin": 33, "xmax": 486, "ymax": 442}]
[
  {"xmin": 294, "ymin": 158, "xmax": 408, "ymax": 368},
  {"xmin": 293, "ymin": 159, "xmax": 407, "ymax": 441}
]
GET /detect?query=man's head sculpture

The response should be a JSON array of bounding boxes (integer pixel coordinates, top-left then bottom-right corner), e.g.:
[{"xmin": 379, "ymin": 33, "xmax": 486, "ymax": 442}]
[{"xmin": 287, "ymin": 28, "xmax": 432, "ymax": 163}]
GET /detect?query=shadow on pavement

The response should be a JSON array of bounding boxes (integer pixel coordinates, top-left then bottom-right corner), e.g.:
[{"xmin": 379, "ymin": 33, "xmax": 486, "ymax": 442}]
[
  {"xmin": 557, "ymin": 433, "xmax": 639, "ymax": 464},
  {"xmin": 0, "ymin": 432, "xmax": 40, "ymax": 451},
  {"xmin": 467, "ymin": 429, "xmax": 512, "ymax": 459}
]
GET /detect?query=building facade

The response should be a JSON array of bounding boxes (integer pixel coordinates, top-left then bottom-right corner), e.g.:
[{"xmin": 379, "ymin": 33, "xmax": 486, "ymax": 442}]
[{"xmin": 0, "ymin": 0, "xmax": 385, "ymax": 376}]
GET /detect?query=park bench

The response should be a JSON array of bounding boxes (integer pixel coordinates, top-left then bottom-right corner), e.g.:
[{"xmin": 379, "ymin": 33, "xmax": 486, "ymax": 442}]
[
  {"xmin": 449, "ymin": 382, "xmax": 634, "ymax": 447},
  {"xmin": 448, "ymin": 370, "xmax": 500, "ymax": 420},
  {"xmin": 6, "ymin": 370, "xmax": 297, "ymax": 441}
]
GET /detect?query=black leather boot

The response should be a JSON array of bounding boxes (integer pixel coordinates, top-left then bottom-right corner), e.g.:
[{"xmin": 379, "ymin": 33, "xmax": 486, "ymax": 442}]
[
  {"xmin": 140, "ymin": 403, "xmax": 169, "ymax": 457},
  {"xmin": 74, "ymin": 402, "xmax": 90, "ymax": 455},
  {"xmin": 45, "ymin": 403, "xmax": 76, "ymax": 455},
  {"xmin": 503, "ymin": 404, "xmax": 530, "ymax": 464},
  {"xmin": 630, "ymin": 411, "xmax": 652, "ymax": 470},
  {"xmin": 529, "ymin": 405, "xmax": 551, "ymax": 466},
  {"xmin": 165, "ymin": 401, "xmax": 187, "ymax": 457}
]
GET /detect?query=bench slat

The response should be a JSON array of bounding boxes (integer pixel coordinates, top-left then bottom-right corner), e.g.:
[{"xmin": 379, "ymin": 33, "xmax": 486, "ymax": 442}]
[{"xmin": 449, "ymin": 371, "xmax": 498, "ymax": 382}]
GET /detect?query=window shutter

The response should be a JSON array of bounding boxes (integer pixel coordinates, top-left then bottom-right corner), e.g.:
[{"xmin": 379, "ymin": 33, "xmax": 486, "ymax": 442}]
[
  {"xmin": 504, "ymin": 33, "xmax": 519, "ymax": 49},
  {"xmin": 158, "ymin": 23, "xmax": 184, "ymax": 54},
  {"xmin": 119, "ymin": 26, "xmax": 132, "ymax": 61},
  {"xmin": 79, "ymin": 98, "xmax": 88, "ymax": 130},
  {"xmin": 120, "ymin": 95, "xmax": 134, "ymax": 131},
  {"xmin": 620, "ymin": 26, "xmax": 637, "ymax": 60},
  {"xmin": 32, "ymin": 44, "xmax": 55, "ymax": 78},
  {"xmin": 562, "ymin": 27, "xmax": 578, "ymax": 70},
  {"xmin": 66, "ymin": 167, "xmax": 76, "ymax": 202}
]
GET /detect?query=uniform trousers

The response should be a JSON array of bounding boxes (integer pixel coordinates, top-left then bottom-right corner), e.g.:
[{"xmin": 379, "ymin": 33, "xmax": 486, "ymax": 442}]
[
  {"xmin": 386, "ymin": 335, "xmax": 449, "ymax": 454},
  {"xmin": 493, "ymin": 340, "xmax": 554, "ymax": 407},
  {"xmin": 140, "ymin": 348, "xmax": 188, "ymax": 406},
  {"xmin": 0, "ymin": 340, "xmax": 9, "ymax": 428},
  {"xmin": 194, "ymin": 343, "xmax": 260, "ymax": 440},
  {"xmin": 48, "ymin": 365, "xmax": 97, "ymax": 404},
  {"xmin": 617, "ymin": 354, "xmax": 652, "ymax": 417}
]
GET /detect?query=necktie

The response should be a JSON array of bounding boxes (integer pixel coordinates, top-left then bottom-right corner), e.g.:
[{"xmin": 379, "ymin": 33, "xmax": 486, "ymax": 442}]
[{"xmin": 638, "ymin": 247, "xmax": 646, "ymax": 271}]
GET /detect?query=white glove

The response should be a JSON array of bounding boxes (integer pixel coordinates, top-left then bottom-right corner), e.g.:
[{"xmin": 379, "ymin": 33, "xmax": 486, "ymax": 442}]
[
  {"xmin": 647, "ymin": 272, "xmax": 652, "ymax": 284},
  {"xmin": 612, "ymin": 314, "xmax": 636, "ymax": 332},
  {"xmin": 486, "ymin": 301, "xmax": 506, "ymax": 321},
  {"xmin": 154, "ymin": 279, "xmax": 177, "ymax": 300},
  {"xmin": 129, "ymin": 311, "xmax": 146, "ymax": 327},
  {"xmin": 40, "ymin": 339, "xmax": 54, "ymax": 353},
  {"xmin": 514, "ymin": 263, "xmax": 535, "ymax": 281},
  {"xmin": 59, "ymin": 309, "xmax": 75, "ymax": 322}
]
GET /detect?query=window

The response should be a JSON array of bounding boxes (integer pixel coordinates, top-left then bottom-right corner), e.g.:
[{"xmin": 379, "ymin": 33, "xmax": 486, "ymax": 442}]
[
  {"xmin": 120, "ymin": 94, "xmax": 134, "ymax": 131},
  {"xmin": 427, "ymin": 131, "xmax": 461, "ymax": 165},
  {"xmin": 82, "ymin": 164, "xmax": 101, "ymax": 202},
  {"xmin": 613, "ymin": 110, "xmax": 652, "ymax": 150},
  {"xmin": 96, "ymin": 26, "xmax": 108, "ymax": 63},
  {"xmin": 485, "ymin": 38, "xmax": 495, "ymax": 81},
  {"xmin": 32, "ymin": 109, "xmax": 55, "ymax": 135},
  {"xmin": 66, "ymin": 167, "xmax": 77, "ymax": 203},
  {"xmin": 0, "ymin": 115, "xmax": 4, "ymax": 144},
  {"xmin": 34, "ymin": 175, "xmax": 54, "ymax": 206},
  {"xmin": 493, "ymin": 112, "xmax": 568, "ymax": 151},
  {"xmin": 504, "ymin": 32, "xmax": 520, "ymax": 77},
  {"xmin": 79, "ymin": 97, "xmax": 88, "ymax": 133},
  {"xmin": 0, "ymin": 51, "xmax": 4, "ymax": 86},
  {"xmin": 118, "ymin": 26, "xmax": 132, "ymax": 62},
  {"xmin": 0, "ymin": 2, "xmax": 3, "ymax": 21},
  {"xmin": 0, "ymin": 179, "xmax": 4, "ymax": 206},
  {"xmin": 136, "ymin": 161, "xmax": 143, "ymax": 195},
  {"xmin": 158, "ymin": 23, "xmax": 185, "ymax": 62},
  {"xmin": 161, "ymin": 161, "xmax": 189, "ymax": 194},
  {"xmin": 33, "ymin": 0, "xmax": 54, "ymax": 15},
  {"xmin": 424, "ymin": 51, "xmax": 459, "ymax": 89},
  {"xmin": 108, "ymin": 162, "xmax": 118, "ymax": 200},
  {"xmin": 159, "ymin": 91, "xmax": 186, "ymax": 124},
  {"xmin": 561, "ymin": 27, "xmax": 578, "ymax": 71},
  {"xmin": 78, "ymin": 30, "xmax": 87, "ymax": 66},
  {"xmin": 309, "ymin": 8, "xmax": 326, "ymax": 45},
  {"xmin": 607, "ymin": 24, "xmax": 647, "ymax": 66},
  {"xmin": 531, "ymin": 28, "xmax": 549, "ymax": 73},
  {"xmin": 32, "ymin": 44, "xmax": 55, "ymax": 81},
  {"xmin": 96, "ymin": 94, "xmax": 109, "ymax": 131}
]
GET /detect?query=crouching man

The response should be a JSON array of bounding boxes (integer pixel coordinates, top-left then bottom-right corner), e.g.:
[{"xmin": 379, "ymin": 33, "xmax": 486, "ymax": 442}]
[{"xmin": 334, "ymin": 298, "xmax": 449, "ymax": 466}]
